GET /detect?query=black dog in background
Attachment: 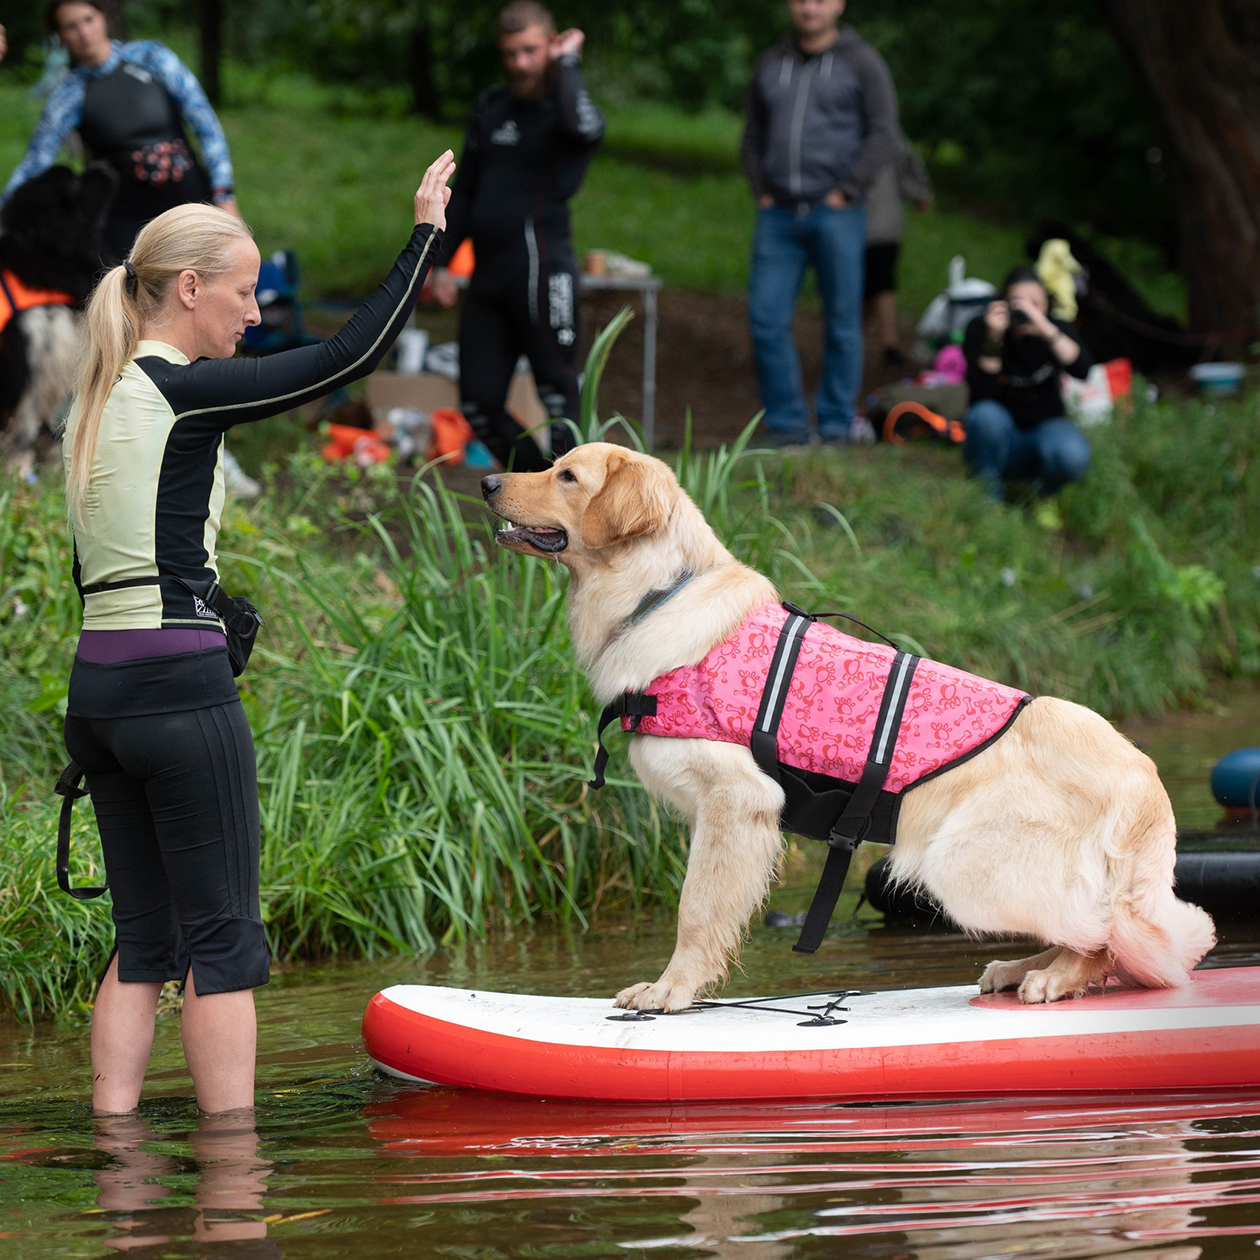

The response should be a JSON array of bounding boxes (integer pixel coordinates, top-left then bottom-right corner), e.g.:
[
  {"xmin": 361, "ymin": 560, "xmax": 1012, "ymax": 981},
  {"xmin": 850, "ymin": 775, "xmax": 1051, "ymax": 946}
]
[{"xmin": 0, "ymin": 164, "xmax": 114, "ymax": 479}]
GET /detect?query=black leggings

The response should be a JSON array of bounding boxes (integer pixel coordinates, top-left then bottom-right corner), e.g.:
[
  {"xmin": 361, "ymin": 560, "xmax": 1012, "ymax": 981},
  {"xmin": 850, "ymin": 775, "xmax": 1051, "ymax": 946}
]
[{"xmin": 63, "ymin": 702, "xmax": 269, "ymax": 995}]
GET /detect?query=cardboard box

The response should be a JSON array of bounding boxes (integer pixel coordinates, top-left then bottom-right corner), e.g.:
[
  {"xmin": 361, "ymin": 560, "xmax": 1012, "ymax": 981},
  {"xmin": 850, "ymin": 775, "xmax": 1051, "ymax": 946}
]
[{"xmin": 364, "ymin": 370, "xmax": 548, "ymax": 430}]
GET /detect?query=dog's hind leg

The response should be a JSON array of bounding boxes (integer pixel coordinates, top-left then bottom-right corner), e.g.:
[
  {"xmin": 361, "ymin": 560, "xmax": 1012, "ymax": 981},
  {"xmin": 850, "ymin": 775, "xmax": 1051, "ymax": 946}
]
[
  {"xmin": 616, "ymin": 740, "xmax": 784, "ymax": 1012},
  {"xmin": 1017, "ymin": 947, "xmax": 1111, "ymax": 1003},
  {"xmin": 979, "ymin": 945, "xmax": 1063, "ymax": 994}
]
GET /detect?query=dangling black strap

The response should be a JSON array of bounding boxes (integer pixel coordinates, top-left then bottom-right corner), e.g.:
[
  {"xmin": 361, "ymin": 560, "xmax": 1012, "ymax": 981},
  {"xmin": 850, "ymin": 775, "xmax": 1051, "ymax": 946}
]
[
  {"xmin": 588, "ymin": 692, "xmax": 658, "ymax": 790},
  {"xmin": 750, "ymin": 607, "xmax": 815, "ymax": 780},
  {"xmin": 794, "ymin": 649, "xmax": 920, "ymax": 954},
  {"xmin": 55, "ymin": 761, "xmax": 108, "ymax": 900}
]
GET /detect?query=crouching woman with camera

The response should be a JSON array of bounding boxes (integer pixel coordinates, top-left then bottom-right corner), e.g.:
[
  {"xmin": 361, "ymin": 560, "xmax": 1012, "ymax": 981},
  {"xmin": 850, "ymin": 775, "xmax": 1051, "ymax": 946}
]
[
  {"xmin": 61, "ymin": 150, "xmax": 454, "ymax": 1115},
  {"xmin": 961, "ymin": 266, "xmax": 1092, "ymax": 503}
]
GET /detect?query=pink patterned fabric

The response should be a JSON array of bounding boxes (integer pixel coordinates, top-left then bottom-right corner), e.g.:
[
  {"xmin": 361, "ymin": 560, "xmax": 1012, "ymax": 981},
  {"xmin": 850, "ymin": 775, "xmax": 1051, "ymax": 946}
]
[{"xmin": 625, "ymin": 602, "xmax": 1028, "ymax": 794}]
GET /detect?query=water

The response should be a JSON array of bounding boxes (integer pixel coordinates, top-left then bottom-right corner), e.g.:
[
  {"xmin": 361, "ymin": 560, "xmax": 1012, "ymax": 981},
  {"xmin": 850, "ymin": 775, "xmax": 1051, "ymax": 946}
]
[
  {"xmin": 2, "ymin": 897, "xmax": 1258, "ymax": 1259},
  {"xmin": 2, "ymin": 694, "xmax": 1258, "ymax": 1258}
]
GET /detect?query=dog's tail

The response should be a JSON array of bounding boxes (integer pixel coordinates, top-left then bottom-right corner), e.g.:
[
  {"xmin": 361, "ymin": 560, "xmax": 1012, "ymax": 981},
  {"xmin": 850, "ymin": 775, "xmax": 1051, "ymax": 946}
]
[{"xmin": 1106, "ymin": 790, "xmax": 1217, "ymax": 988}]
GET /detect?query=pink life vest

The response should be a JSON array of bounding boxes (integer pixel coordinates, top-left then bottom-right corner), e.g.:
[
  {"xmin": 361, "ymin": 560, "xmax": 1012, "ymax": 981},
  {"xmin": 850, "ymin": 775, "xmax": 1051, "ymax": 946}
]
[
  {"xmin": 593, "ymin": 598, "xmax": 1030, "ymax": 954},
  {"xmin": 621, "ymin": 600, "xmax": 1028, "ymax": 823}
]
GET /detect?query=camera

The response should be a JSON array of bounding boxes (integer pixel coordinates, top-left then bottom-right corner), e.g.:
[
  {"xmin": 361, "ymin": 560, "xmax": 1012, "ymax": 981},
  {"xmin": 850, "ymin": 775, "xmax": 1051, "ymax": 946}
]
[{"xmin": 1007, "ymin": 302, "xmax": 1031, "ymax": 328}]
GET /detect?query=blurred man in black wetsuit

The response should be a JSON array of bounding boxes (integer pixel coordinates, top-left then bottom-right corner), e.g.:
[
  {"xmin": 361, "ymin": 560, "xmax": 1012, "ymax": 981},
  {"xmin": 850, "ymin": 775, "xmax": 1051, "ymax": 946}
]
[{"xmin": 431, "ymin": 1, "xmax": 604, "ymax": 470}]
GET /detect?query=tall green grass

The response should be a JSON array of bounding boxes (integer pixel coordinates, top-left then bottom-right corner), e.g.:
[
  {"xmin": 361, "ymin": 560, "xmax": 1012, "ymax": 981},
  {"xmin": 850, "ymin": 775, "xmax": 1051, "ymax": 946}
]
[{"xmin": 2, "ymin": 316, "xmax": 1257, "ymax": 1018}]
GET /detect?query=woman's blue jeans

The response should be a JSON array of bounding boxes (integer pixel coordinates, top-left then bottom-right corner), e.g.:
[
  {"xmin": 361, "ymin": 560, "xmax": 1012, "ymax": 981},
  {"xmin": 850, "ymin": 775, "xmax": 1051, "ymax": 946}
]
[
  {"xmin": 963, "ymin": 399, "xmax": 1091, "ymax": 499},
  {"xmin": 747, "ymin": 202, "xmax": 866, "ymax": 441}
]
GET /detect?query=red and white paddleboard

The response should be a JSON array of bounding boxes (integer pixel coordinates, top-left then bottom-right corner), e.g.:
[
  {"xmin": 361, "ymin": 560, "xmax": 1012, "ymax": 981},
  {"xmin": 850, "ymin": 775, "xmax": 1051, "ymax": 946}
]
[{"xmin": 362, "ymin": 966, "xmax": 1260, "ymax": 1103}]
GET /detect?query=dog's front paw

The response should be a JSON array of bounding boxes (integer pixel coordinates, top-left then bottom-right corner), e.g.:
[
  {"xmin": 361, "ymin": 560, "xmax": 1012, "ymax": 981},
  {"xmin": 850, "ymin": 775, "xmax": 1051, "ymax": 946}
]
[
  {"xmin": 614, "ymin": 977, "xmax": 698, "ymax": 1013},
  {"xmin": 1018, "ymin": 968, "xmax": 1086, "ymax": 1004}
]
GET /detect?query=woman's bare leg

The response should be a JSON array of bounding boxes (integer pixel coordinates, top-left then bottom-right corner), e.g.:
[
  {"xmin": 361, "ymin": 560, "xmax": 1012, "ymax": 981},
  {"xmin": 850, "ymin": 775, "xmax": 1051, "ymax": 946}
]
[
  {"xmin": 91, "ymin": 953, "xmax": 163, "ymax": 1114},
  {"xmin": 181, "ymin": 968, "xmax": 256, "ymax": 1113}
]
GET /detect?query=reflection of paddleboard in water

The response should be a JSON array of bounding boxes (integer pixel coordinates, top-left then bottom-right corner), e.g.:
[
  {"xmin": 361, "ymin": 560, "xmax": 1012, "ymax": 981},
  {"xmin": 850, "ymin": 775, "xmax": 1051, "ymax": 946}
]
[{"xmin": 362, "ymin": 966, "xmax": 1260, "ymax": 1103}]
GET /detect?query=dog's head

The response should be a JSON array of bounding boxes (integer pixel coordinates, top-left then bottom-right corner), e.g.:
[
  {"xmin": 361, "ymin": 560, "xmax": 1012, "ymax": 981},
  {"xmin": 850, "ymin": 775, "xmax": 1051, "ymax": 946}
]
[
  {"xmin": 481, "ymin": 443, "xmax": 680, "ymax": 565},
  {"xmin": 0, "ymin": 164, "xmax": 116, "ymax": 299}
]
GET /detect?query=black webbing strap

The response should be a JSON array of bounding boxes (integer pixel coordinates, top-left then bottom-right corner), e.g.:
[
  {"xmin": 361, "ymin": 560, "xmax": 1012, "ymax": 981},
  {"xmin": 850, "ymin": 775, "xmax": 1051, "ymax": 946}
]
[
  {"xmin": 588, "ymin": 692, "xmax": 658, "ymax": 790},
  {"xmin": 794, "ymin": 650, "xmax": 921, "ymax": 954},
  {"xmin": 55, "ymin": 761, "xmax": 108, "ymax": 900},
  {"xmin": 0, "ymin": 270, "xmax": 16, "ymax": 320},
  {"xmin": 80, "ymin": 576, "xmax": 161, "ymax": 596},
  {"xmin": 750, "ymin": 607, "xmax": 815, "ymax": 780}
]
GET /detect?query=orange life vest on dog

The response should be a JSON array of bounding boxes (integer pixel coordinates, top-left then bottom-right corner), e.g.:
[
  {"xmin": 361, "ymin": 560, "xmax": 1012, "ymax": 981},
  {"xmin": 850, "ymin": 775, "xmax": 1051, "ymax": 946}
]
[{"xmin": 0, "ymin": 270, "xmax": 75, "ymax": 337}]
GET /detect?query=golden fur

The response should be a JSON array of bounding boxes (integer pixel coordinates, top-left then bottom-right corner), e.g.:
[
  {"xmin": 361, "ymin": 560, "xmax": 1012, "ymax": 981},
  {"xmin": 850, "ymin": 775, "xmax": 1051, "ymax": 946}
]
[{"xmin": 483, "ymin": 443, "xmax": 1216, "ymax": 1009}]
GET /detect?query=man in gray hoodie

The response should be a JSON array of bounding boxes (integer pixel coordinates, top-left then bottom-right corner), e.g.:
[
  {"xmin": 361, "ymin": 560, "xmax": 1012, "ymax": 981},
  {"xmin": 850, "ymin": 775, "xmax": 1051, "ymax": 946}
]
[{"xmin": 741, "ymin": 0, "xmax": 897, "ymax": 445}]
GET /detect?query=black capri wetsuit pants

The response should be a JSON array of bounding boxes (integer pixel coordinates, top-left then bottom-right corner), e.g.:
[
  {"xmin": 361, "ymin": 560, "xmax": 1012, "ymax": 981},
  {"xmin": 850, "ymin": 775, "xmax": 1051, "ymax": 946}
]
[
  {"xmin": 459, "ymin": 243, "xmax": 582, "ymax": 472},
  {"xmin": 63, "ymin": 650, "xmax": 269, "ymax": 995}
]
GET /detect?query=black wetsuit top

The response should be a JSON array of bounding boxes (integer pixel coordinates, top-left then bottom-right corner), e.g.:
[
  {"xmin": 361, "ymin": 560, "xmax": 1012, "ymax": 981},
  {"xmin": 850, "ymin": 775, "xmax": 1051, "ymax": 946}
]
[
  {"xmin": 440, "ymin": 56, "xmax": 604, "ymax": 266},
  {"xmin": 68, "ymin": 223, "xmax": 442, "ymax": 631}
]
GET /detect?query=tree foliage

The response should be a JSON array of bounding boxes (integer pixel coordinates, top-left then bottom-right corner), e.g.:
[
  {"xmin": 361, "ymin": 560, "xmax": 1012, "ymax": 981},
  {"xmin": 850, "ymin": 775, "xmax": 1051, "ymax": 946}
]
[{"xmin": 0, "ymin": 1, "xmax": 1186, "ymax": 282}]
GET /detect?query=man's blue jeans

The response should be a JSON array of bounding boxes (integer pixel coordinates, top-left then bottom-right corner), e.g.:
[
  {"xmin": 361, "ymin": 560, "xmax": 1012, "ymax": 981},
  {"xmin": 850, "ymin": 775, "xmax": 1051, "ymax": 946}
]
[
  {"xmin": 963, "ymin": 399, "xmax": 1091, "ymax": 499},
  {"xmin": 748, "ymin": 201, "xmax": 866, "ymax": 441}
]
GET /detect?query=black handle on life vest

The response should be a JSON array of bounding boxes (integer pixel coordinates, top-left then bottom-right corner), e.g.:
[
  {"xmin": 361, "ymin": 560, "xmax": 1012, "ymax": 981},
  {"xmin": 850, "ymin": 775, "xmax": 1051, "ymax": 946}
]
[
  {"xmin": 785, "ymin": 601, "xmax": 900, "ymax": 651},
  {"xmin": 55, "ymin": 761, "xmax": 108, "ymax": 900}
]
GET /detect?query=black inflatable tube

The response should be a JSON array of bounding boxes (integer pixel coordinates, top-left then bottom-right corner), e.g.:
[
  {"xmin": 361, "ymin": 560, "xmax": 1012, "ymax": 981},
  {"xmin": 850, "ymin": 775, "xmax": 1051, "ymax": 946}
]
[{"xmin": 864, "ymin": 832, "xmax": 1260, "ymax": 925}]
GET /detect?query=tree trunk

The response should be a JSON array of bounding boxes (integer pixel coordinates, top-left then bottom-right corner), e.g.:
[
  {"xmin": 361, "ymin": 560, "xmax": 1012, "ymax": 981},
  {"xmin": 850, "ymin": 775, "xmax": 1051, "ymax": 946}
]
[
  {"xmin": 199, "ymin": 0, "xmax": 223, "ymax": 108},
  {"xmin": 1099, "ymin": 0, "xmax": 1260, "ymax": 356}
]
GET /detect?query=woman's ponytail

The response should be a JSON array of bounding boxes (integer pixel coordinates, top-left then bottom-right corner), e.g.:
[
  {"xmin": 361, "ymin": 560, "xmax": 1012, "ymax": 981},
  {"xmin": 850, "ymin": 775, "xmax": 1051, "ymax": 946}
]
[{"xmin": 65, "ymin": 265, "xmax": 140, "ymax": 513}]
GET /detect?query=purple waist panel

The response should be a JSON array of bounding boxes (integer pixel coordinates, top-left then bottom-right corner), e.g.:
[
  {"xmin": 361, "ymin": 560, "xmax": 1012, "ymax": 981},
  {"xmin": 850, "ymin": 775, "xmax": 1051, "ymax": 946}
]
[{"xmin": 76, "ymin": 627, "xmax": 227, "ymax": 663}]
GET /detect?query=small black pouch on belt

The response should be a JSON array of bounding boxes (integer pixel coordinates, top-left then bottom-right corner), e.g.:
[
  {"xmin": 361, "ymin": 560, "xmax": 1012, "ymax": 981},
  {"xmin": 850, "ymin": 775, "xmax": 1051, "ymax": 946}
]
[
  {"xmin": 55, "ymin": 760, "xmax": 108, "ymax": 899},
  {"xmin": 176, "ymin": 577, "xmax": 264, "ymax": 677}
]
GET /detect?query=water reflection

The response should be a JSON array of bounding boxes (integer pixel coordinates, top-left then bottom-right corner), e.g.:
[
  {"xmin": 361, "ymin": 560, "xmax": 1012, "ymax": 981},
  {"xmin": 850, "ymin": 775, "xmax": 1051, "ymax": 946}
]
[
  {"xmin": 93, "ymin": 1110, "xmax": 275, "ymax": 1255},
  {"xmin": 362, "ymin": 1089, "xmax": 1260, "ymax": 1259}
]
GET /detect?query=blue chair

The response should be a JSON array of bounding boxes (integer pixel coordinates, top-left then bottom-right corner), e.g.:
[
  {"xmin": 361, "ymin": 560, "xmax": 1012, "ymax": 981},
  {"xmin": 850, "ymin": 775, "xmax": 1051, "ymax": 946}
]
[{"xmin": 242, "ymin": 250, "xmax": 322, "ymax": 354}]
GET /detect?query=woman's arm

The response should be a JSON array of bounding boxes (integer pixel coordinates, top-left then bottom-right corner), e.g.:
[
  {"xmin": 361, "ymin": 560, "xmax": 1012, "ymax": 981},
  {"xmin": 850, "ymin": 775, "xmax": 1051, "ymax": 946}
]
[
  {"xmin": 1, "ymin": 76, "xmax": 84, "ymax": 203},
  {"xmin": 151, "ymin": 155, "xmax": 455, "ymax": 434}
]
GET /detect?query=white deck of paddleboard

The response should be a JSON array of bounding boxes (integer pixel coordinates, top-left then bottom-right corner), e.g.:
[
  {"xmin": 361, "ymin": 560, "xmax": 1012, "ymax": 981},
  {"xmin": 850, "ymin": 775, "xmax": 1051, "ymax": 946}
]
[{"xmin": 375, "ymin": 974, "xmax": 1260, "ymax": 1055}]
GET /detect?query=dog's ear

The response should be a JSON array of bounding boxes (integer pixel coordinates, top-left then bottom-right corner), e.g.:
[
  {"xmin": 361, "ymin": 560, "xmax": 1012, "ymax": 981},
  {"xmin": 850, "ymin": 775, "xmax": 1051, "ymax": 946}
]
[{"xmin": 579, "ymin": 452, "xmax": 674, "ymax": 550}]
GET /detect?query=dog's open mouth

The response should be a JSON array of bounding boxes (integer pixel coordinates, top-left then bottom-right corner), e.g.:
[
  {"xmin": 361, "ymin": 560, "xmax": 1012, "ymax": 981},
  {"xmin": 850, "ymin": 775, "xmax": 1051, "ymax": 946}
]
[{"xmin": 494, "ymin": 520, "xmax": 569, "ymax": 553}]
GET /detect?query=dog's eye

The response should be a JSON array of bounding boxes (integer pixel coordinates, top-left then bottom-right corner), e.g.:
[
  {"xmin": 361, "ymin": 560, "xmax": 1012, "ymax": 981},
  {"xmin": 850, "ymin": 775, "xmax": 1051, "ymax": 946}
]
[{"xmin": 557, "ymin": 468, "xmax": 578, "ymax": 484}]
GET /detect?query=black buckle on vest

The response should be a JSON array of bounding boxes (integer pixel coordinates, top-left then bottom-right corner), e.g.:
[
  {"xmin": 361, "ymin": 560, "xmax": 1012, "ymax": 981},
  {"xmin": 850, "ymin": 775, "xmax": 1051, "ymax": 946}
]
[{"xmin": 588, "ymin": 692, "xmax": 658, "ymax": 790}]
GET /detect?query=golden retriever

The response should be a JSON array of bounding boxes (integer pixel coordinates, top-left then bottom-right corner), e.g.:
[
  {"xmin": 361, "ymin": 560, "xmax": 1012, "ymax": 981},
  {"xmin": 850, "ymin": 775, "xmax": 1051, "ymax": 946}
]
[{"xmin": 481, "ymin": 443, "xmax": 1216, "ymax": 1009}]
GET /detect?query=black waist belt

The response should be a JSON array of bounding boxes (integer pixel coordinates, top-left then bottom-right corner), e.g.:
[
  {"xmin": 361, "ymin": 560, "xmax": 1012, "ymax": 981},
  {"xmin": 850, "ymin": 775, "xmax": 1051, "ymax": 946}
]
[
  {"xmin": 80, "ymin": 575, "xmax": 262, "ymax": 678},
  {"xmin": 587, "ymin": 601, "xmax": 918, "ymax": 955}
]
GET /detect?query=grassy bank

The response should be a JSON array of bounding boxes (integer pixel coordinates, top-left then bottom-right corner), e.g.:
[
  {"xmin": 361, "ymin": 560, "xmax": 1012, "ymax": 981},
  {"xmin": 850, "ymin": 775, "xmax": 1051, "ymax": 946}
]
[
  {"xmin": 0, "ymin": 69, "xmax": 1186, "ymax": 324},
  {"xmin": 2, "ymin": 355, "xmax": 1258, "ymax": 1017}
]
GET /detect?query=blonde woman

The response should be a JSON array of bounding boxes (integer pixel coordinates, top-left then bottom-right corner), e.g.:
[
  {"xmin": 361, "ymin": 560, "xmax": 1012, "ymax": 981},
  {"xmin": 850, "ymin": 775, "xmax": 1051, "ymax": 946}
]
[{"xmin": 62, "ymin": 150, "xmax": 454, "ymax": 1115}]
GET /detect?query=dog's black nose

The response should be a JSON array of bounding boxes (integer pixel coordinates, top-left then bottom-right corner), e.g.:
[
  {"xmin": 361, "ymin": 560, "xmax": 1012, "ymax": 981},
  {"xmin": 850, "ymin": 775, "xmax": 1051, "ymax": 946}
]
[{"xmin": 481, "ymin": 475, "xmax": 502, "ymax": 501}]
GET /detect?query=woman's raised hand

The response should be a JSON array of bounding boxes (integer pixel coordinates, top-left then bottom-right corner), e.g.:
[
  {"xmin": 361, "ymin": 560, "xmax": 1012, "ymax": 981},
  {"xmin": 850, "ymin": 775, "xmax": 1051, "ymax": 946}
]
[{"xmin": 414, "ymin": 150, "xmax": 456, "ymax": 231}]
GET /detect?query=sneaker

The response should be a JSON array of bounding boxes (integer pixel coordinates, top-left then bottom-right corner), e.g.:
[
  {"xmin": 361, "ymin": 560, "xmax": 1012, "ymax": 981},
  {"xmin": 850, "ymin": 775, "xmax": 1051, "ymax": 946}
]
[
  {"xmin": 758, "ymin": 428, "xmax": 813, "ymax": 450},
  {"xmin": 223, "ymin": 447, "xmax": 261, "ymax": 499},
  {"xmin": 848, "ymin": 416, "xmax": 877, "ymax": 445}
]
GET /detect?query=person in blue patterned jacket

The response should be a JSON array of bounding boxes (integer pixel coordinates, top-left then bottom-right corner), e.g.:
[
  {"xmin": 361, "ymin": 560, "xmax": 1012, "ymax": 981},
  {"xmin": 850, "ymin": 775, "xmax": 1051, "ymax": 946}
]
[{"xmin": 3, "ymin": 2, "xmax": 239, "ymax": 262}]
